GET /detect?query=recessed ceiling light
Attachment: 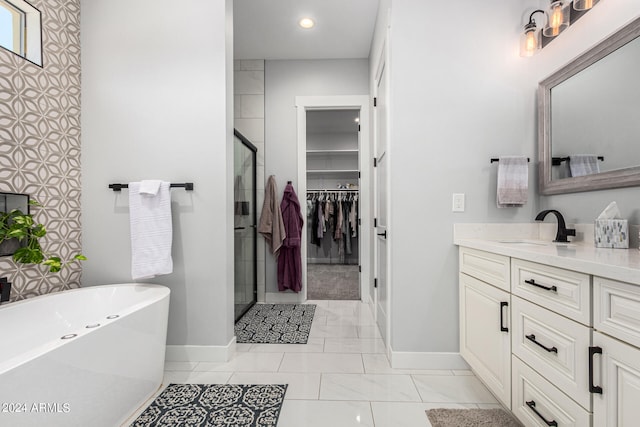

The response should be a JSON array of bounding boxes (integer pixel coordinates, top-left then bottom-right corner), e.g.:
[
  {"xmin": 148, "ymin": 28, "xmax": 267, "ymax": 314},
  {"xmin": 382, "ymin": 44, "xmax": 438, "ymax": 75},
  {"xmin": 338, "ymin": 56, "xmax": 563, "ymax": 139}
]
[{"xmin": 299, "ymin": 18, "xmax": 315, "ymax": 29}]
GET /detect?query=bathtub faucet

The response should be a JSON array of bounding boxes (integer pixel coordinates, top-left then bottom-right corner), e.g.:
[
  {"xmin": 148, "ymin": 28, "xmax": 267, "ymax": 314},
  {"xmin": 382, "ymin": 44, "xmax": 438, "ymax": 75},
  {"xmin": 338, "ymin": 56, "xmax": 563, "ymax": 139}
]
[{"xmin": 0, "ymin": 277, "xmax": 10, "ymax": 303}]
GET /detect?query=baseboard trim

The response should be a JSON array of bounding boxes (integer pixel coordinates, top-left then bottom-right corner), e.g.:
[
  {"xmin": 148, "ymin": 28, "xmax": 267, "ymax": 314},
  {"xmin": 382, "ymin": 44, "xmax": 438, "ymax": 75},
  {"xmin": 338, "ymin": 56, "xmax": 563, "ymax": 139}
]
[
  {"xmin": 265, "ymin": 292, "xmax": 304, "ymax": 304},
  {"xmin": 390, "ymin": 350, "xmax": 470, "ymax": 370},
  {"xmin": 165, "ymin": 336, "xmax": 236, "ymax": 363}
]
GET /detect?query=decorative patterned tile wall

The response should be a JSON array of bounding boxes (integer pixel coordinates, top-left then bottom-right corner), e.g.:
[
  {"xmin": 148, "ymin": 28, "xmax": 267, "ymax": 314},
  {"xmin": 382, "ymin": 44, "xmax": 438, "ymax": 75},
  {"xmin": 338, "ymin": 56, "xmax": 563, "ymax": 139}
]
[{"xmin": 0, "ymin": 0, "xmax": 82, "ymax": 301}]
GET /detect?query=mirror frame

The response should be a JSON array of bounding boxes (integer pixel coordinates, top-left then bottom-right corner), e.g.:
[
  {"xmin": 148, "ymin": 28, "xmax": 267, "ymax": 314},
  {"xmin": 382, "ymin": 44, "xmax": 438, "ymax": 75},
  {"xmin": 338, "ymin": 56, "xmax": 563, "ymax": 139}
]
[{"xmin": 539, "ymin": 16, "xmax": 640, "ymax": 195}]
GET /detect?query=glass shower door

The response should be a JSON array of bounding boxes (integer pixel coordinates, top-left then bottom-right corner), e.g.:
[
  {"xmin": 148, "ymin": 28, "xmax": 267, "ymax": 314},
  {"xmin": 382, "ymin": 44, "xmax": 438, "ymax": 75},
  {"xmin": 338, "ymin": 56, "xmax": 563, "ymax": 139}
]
[{"xmin": 234, "ymin": 130, "xmax": 257, "ymax": 322}]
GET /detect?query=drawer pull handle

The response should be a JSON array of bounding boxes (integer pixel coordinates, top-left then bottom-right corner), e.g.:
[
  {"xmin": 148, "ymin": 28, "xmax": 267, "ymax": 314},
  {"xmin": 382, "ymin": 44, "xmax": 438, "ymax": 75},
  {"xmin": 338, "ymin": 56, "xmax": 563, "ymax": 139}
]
[
  {"xmin": 589, "ymin": 346, "xmax": 604, "ymax": 394},
  {"xmin": 526, "ymin": 334, "xmax": 558, "ymax": 353},
  {"xmin": 526, "ymin": 400, "xmax": 558, "ymax": 427},
  {"xmin": 500, "ymin": 301, "xmax": 509, "ymax": 332},
  {"xmin": 524, "ymin": 279, "xmax": 557, "ymax": 292}
]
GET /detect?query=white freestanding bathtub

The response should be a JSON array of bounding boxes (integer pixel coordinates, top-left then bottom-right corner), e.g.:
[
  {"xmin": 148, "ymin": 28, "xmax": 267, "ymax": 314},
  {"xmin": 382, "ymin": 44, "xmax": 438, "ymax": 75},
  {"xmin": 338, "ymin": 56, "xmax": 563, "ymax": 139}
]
[{"xmin": 0, "ymin": 284, "xmax": 170, "ymax": 427}]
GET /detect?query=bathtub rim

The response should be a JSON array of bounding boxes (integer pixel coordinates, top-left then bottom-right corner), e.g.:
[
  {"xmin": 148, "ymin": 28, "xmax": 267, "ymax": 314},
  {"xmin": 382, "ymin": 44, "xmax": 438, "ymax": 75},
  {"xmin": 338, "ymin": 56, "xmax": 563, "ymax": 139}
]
[{"xmin": 0, "ymin": 283, "xmax": 170, "ymax": 375}]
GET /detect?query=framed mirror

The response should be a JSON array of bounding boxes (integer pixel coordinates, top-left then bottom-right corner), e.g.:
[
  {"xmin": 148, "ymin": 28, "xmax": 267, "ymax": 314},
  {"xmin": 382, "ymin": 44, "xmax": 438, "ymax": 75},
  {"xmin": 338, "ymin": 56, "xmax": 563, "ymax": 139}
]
[{"xmin": 539, "ymin": 17, "xmax": 640, "ymax": 195}]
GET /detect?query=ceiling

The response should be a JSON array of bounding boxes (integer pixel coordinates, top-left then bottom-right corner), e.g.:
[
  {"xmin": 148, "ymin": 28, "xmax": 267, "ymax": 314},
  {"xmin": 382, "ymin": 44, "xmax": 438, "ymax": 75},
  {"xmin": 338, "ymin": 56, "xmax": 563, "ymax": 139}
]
[{"xmin": 233, "ymin": 0, "xmax": 380, "ymax": 60}]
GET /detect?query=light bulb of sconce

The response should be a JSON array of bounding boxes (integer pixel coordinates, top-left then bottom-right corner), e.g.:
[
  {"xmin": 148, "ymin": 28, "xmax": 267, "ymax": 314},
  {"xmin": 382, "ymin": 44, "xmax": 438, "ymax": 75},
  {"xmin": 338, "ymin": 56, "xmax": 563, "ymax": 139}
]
[
  {"xmin": 520, "ymin": 24, "xmax": 540, "ymax": 57},
  {"xmin": 573, "ymin": 0, "xmax": 599, "ymax": 11},
  {"xmin": 543, "ymin": 1, "xmax": 569, "ymax": 38}
]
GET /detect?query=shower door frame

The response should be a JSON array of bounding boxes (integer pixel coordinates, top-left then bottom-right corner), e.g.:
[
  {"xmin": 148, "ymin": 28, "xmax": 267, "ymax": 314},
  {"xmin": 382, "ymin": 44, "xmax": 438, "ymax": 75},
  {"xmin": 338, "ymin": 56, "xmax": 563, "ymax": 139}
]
[{"xmin": 234, "ymin": 129, "xmax": 258, "ymax": 322}]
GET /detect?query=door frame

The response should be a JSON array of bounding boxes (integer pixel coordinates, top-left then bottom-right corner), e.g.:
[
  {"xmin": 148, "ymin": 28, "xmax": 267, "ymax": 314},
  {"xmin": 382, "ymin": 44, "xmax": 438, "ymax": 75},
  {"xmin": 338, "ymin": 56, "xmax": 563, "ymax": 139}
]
[{"xmin": 295, "ymin": 95, "xmax": 371, "ymax": 303}]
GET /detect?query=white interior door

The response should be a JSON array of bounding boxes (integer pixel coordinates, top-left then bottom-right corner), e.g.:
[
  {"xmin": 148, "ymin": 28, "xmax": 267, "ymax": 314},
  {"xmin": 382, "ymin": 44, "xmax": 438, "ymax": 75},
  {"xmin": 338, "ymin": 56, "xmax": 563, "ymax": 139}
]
[{"xmin": 374, "ymin": 52, "xmax": 389, "ymax": 346}]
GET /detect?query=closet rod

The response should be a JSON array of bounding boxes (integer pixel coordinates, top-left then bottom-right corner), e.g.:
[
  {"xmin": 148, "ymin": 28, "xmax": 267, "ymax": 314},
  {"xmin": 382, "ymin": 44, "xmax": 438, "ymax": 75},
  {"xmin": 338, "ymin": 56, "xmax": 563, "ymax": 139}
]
[
  {"xmin": 108, "ymin": 182, "xmax": 194, "ymax": 192},
  {"xmin": 307, "ymin": 189, "xmax": 359, "ymax": 192}
]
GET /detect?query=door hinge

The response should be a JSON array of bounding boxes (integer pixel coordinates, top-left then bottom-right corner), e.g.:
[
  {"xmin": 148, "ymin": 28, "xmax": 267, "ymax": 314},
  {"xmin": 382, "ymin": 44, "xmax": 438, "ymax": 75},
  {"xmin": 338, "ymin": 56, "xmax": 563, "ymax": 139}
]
[
  {"xmin": 373, "ymin": 157, "xmax": 377, "ymax": 167},
  {"xmin": 374, "ymin": 97, "xmax": 377, "ymax": 107},
  {"xmin": 358, "ymin": 218, "xmax": 361, "ymax": 226},
  {"xmin": 374, "ymin": 218, "xmax": 377, "ymax": 227},
  {"xmin": 358, "ymin": 171, "xmax": 361, "ymax": 178},
  {"xmin": 358, "ymin": 124, "xmax": 361, "ymax": 131},
  {"xmin": 374, "ymin": 278, "xmax": 378, "ymax": 288},
  {"xmin": 359, "ymin": 265, "xmax": 362, "ymax": 273}
]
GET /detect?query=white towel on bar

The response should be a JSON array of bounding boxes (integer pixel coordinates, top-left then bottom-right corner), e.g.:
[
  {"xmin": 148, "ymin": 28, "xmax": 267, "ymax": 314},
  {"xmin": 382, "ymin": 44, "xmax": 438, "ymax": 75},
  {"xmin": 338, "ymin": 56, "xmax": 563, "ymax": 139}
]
[
  {"xmin": 139, "ymin": 179, "xmax": 162, "ymax": 195},
  {"xmin": 569, "ymin": 155, "xmax": 600, "ymax": 177},
  {"xmin": 129, "ymin": 181, "xmax": 173, "ymax": 280},
  {"xmin": 497, "ymin": 156, "xmax": 528, "ymax": 208}
]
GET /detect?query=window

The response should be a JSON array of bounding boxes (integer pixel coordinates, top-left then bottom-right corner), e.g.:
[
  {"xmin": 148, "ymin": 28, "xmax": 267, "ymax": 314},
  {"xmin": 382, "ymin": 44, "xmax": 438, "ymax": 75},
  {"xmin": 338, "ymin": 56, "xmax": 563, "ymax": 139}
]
[{"xmin": 0, "ymin": 0, "xmax": 42, "ymax": 66}]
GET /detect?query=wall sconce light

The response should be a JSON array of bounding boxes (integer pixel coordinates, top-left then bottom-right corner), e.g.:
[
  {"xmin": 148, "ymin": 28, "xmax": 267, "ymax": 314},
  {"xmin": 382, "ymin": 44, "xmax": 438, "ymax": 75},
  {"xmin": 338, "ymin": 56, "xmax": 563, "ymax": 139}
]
[
  {"xmin": 543, "ymin": 0, "xmax": 570, "ymax": 37},
  {"xmin": 520, "ymin": 0, "xmax": 601, "ymax": 57},
  {"xmin": 573, "ymin": 0, "xmax": 599, "ymax": 11},
  {"xmin": 520, "ymin": 10, "xmax": 545, "ymax": 57}
]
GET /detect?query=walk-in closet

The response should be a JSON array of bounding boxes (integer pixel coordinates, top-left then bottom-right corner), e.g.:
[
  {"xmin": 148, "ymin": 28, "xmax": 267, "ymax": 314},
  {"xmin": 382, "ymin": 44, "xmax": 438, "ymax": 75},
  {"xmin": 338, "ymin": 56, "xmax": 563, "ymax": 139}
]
[{"xmin": 305, "ymin": 110, "xmax": 360, "ymax": 300}]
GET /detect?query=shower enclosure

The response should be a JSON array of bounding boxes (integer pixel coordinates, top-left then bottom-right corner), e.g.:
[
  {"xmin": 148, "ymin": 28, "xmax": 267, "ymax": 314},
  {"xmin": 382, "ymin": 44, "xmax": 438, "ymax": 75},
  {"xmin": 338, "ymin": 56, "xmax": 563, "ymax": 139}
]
[{"xmin": 234, "ymin": 129, "xmax": 257, "ymax": 322}]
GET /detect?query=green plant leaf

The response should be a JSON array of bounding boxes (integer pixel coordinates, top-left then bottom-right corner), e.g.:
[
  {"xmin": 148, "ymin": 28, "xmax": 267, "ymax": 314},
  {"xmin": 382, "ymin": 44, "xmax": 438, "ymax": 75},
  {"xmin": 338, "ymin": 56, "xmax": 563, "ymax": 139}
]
[
  {"xmin": 73, "ymin": 254, "xmax": 88, "ymax": 261},
  {"xmin": 32, "ymin": 224, "xmax": 46, "ymax": 238}
]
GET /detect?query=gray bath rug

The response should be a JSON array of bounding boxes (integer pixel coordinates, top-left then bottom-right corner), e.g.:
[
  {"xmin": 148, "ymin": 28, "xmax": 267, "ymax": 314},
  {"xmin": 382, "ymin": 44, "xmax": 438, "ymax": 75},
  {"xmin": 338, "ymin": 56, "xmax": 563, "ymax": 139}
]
[
  {"xmin": 307, "ymin": 264, "xmax": 360, "ymax": 300},
  {"xmin": 131, "ymin": 383, "xmax": 287, "ymax": 427},
  {"xmin": 426, "ymin": 408, "xmax": 522, "ymax": 427},
  {"xmin": 235, "ymin": 303, "xmax": 316, "ymax": 344}
]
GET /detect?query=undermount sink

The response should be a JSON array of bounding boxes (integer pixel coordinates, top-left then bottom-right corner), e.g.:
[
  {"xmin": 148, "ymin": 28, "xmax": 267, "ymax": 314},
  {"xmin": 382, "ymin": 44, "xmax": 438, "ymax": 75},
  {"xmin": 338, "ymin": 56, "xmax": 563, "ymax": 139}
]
[
  {"xmin": 493, "ymin": 239, "xmax": 577, "ymax": 248},
  {"xmin": 494, "ymin": 239, "xmax": 550, "ymax": 245}
]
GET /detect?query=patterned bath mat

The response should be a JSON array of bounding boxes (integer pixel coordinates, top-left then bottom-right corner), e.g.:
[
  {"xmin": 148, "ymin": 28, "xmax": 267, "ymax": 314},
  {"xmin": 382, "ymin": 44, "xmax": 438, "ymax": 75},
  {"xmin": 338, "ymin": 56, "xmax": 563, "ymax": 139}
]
[
  {"xmin": 426, "ymin": 408, "xmax": 522, "ymax": 427},
  {"xmin": 235, "ymin": 303, "xmax": 316, "ymax": 344},
  {"xmin": 131, "ymin": 384, "xmax": 288, "ymax": 427}
]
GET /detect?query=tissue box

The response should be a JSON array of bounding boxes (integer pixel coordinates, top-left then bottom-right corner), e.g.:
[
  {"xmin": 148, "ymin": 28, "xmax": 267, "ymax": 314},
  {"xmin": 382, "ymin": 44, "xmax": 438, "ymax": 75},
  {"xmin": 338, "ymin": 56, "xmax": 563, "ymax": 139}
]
[{"xmin": 595, "ymin": 219, "xmax": 629, "ymax": 248}]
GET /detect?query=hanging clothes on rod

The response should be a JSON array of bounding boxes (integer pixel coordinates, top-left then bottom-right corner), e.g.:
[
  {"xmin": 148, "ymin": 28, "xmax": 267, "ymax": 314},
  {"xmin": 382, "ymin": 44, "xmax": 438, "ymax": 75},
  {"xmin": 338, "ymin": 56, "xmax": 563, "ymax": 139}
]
[{"xmin": 306, "ymin": 190, "xmax": 359, "ymax": 264}]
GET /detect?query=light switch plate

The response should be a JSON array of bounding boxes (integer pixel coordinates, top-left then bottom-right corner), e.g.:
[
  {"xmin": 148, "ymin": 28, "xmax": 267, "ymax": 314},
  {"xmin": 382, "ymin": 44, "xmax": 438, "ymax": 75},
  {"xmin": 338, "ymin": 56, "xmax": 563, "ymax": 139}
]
[{"xmin": 452, "ymin": 193, "xmax": 465, "ymax": 212}]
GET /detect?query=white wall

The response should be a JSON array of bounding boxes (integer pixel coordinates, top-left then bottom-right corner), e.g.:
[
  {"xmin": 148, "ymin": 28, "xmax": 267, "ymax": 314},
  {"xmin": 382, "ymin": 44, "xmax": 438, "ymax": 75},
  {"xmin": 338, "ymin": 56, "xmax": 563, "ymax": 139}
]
[
  {"xmin": 378, "ymin": 0, "xmax": 640, "ymax": 359},
  {"xmin": 264, "ymin": 59, "xmax": 370, "ymax": 296},
  {"xmin": 387, "ymin": 0, "xmax": 540, "ymax": 355},
  {"xmin": 81, "ymin": 0, "xmax": 235, "ymax": 350}
]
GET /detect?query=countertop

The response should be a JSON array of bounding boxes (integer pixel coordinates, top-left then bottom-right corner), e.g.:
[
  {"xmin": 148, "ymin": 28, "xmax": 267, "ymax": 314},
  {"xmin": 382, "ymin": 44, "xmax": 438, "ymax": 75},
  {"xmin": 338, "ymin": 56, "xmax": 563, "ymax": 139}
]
[{"xmin": 454, "ymin": 223, "xmax": 640, "ymax": 286}]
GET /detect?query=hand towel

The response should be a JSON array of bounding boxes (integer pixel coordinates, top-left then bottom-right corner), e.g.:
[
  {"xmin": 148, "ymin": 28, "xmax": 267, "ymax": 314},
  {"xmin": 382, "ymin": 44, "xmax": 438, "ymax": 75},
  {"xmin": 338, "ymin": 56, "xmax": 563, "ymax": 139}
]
[
  {"xmin": 497, "ymin": 156, "xmax": 528, "ymax": 208},
  {"xmin": 569, "ymin": 155, "xmax": 600, "ymax": 177},
  {"xmin": 139, "ymin": 179, "xmax": 162, "ymax": 195},
  {"xmin": 129, "ymin": 181, "xmax": 173, "ymax": 280},
  {"xmin": 258, "ymin": 175, "xmax": 286, "ymax": 256}
]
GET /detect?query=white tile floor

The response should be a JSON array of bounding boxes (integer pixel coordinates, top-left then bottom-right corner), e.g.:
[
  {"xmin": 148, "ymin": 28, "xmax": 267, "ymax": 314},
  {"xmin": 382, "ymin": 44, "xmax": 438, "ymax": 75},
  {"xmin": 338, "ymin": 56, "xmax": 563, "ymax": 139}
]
[{"xmin": 124, "ymin": 300, "xmax": 501, "ymax": 426}]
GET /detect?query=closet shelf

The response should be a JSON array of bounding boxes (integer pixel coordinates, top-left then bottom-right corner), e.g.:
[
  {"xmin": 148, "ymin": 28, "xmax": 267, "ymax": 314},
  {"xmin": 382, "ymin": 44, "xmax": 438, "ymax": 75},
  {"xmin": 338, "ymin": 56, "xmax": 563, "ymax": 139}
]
[
  {"xmin": 306, "ymin": 149, "xmax": 359, "ymax": 154},
  {"xmin": 307, "ymin": 169, "xmax": 359, "ymax": 174}
]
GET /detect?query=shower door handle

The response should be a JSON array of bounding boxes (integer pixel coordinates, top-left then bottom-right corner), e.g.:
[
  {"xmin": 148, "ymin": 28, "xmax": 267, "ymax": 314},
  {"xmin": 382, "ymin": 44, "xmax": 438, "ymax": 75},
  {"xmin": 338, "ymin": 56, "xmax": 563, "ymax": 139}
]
[
  {"xmin": 234, "ymin": 226, "xmax": 246, "ymax": 230},
  {"xmin": 377, "ymin": 230, "xmax": 387, "ymax": 239}
]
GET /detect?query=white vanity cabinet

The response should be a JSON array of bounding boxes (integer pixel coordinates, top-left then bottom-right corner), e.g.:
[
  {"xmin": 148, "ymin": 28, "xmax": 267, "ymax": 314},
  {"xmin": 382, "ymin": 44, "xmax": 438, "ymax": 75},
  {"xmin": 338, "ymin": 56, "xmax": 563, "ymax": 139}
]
[
  {"xmin": 458, "ymin": 242, "xmax": 640, "ymax": 427},
  {"xmin": 592, "ymin": 277, "xmax": 640, "ymax": 426},
  {"xmin": 459, "ymin": 248, "xmax": 512, "ymax": 408}
]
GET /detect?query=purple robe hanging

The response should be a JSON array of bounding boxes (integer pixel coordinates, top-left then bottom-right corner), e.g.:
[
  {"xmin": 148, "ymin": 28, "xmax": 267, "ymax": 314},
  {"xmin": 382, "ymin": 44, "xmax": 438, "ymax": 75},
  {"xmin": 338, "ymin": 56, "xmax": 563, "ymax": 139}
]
[{"xmin": 277, "ymin": 182, "xmax": 304, "ymax": 292}]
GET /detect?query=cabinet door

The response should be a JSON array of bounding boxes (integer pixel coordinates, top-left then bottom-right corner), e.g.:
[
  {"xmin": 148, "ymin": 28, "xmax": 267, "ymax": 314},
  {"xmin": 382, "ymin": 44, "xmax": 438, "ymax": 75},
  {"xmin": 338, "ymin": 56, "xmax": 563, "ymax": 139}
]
[
  {"xmin": 460, "ymin": 273, "xmax": 511, "ymax": 408},
  {"xmin": 593, "ymin": 331, "xmax": 640, "ymax": 427}
]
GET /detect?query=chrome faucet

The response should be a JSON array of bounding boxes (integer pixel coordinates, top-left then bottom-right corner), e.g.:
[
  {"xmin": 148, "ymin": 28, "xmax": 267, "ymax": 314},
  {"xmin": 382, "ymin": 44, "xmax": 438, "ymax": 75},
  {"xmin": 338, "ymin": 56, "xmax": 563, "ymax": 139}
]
[{"xmin": 535, "ymin": 210, "xmax": 576, "ymax": 243}]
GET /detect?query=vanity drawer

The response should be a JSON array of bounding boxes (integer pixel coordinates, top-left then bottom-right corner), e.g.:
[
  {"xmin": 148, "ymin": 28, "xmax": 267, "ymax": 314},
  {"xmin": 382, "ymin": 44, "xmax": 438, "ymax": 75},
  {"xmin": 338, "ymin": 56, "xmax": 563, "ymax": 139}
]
[
  {"xmin": 512, "ymin": 355, "xmax": 591, "ymax": 427},
  {"xmin": 512, "ymin": 259, "xmax": 590, "ymax": 325},
  {"xmin": 512, "ymin": 296, "xmax": 591, "ymax": 410},
  {"xmin": 460, "ymin": 247, "xmax": 510, "ymax": 292},
  {"xmin": 594, "ymin": 277, "xmax": 640, "ymax": 349}
]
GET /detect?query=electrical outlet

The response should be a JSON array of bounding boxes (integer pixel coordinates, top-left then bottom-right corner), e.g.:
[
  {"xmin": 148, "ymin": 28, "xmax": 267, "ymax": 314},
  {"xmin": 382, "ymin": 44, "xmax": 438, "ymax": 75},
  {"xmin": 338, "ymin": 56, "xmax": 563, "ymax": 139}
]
[{"xmin": 452, "ymin": 193, "xmax": 465, "ymax": 212}]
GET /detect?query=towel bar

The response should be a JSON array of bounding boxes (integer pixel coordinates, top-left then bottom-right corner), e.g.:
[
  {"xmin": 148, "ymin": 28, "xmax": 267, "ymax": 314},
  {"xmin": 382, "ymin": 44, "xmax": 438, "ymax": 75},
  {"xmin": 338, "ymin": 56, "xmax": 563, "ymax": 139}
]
[
  {"xmin": 551, "ymin": 156, "xmax": 604, "ymax": 166},
  {"xmin": 490, "ymin": 158, "xmax": 530, "ymax": 163},
  {"xmin": 108, "ymin": 183, "xmax": 194, "ymax": 191}
]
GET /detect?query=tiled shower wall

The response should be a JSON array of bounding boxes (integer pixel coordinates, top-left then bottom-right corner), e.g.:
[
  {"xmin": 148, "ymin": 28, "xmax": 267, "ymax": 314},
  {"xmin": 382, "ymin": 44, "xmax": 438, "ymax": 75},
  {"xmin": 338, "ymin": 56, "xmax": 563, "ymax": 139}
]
[
  {"xmin": 234, "ymin": 60, "xmax": 266, "ymax": 301},
  {"xmin": 0, "ymin": 0, "xmax": 82, "ymax": 301}
]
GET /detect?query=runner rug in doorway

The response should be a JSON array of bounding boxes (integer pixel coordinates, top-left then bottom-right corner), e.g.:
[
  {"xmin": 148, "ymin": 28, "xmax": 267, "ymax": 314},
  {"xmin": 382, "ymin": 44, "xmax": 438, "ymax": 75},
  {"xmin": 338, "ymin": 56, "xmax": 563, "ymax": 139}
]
[
  {"xmin": 426, "ymin": 408, "xmax": 522, "ymax": 427},
  {"xmin": 131, "ymin": 384, "xmax": 287, "ymax": 427},
  {"xmin": 235, "ymin": 303, "xmax": 316, "ymax": 344}
]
